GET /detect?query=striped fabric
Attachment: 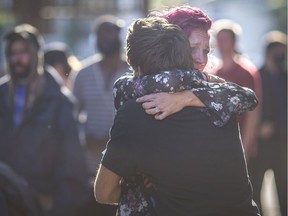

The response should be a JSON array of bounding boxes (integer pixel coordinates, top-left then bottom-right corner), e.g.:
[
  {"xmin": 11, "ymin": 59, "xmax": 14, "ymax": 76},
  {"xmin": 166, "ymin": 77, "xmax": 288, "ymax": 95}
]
[
  {"xmin": 74, "ymin": 63, "xmax": 128, "ymax": 138},
  {"xmin": 72, "ymin": 61, "xmax": 129, "ymax": 173}
]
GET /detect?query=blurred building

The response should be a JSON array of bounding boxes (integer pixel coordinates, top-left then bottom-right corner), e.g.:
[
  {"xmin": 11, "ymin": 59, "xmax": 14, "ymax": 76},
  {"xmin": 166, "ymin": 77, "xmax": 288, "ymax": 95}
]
[
  {"xmin": 188, "ymin": 0, "xmax": 287, "ymax": 67},
  {"xmin": 0, "ymin": 0, "xmax": 286, "ymax": 76}
]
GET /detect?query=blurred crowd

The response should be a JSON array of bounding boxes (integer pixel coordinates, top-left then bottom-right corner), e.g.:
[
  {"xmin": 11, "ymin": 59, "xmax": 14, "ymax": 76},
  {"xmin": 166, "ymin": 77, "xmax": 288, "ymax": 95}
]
[{"xmin": 0, "ymin": 8, "xmax": 286, "ymax": 216}]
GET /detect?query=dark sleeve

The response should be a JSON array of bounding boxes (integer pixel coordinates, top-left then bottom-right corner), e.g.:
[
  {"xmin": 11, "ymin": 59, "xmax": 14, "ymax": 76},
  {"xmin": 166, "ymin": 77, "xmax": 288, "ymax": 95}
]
[
  {"xmin": 102, "ymin": 105, "xmax": 138, "ymax": 178},
  {"xmin": 52, "ymin": 97, "xmax": 90, "ymax": 216}
]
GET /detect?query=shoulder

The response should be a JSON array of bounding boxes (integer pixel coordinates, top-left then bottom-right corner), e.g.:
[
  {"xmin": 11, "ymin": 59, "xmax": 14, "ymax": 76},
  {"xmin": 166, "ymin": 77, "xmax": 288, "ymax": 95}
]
[
  {"xmin": 117, "ymin": 99, "xmax": 144, "ymax": 117},
  {"xmin": 80, "ymin": 53, "xmax": 102, "ymax": 69},
  {"xmin": 113, "ymin": 72, "xmax": 134, "ymax": 87},
  {"xmin": 74, "ymin": 54, "xmax": 102, "ymax": 80},
  {"xmin": 44, "ymin": 70, "xmax": 61, "ymax": 93},
  {"xmin": 236, "ymin": 56, "xmax": 259, "ymax": 79},
  {"xmin": 44, "ymin": 71, "xmax": 75, "ymax": 104},
  {"xmin": 0, "ymin": 76, "xmax": 8, "ymax": 107},
  {"xmin": 114, "ymin": 99, "xmax": 151, "ymax": 129},
  {"xmin": 75, "ymin": 64, "xmax": 95, "ymax": 80},
  {"xmin": 0, "ymin": 74, "xmax": 9, "ymax": 88}
]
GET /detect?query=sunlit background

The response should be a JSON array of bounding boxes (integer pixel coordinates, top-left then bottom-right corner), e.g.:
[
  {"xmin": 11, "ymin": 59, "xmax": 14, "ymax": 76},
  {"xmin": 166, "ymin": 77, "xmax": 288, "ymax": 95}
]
[
  {"xmin": 0, "ymin": 0, "xmax": 286, "ymax": 72},
  {"xmin": 0, "ymin": 0, "xmax": 286, "ymax": 215}
]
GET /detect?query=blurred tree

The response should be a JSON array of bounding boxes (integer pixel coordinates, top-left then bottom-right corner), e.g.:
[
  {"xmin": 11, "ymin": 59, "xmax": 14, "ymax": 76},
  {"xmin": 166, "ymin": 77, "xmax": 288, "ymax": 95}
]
[
  {"xmin": 12, "ymin": 0, "xmax": 50, "ymax": 32},
  {"xmin": 266, "ymin": 0, "xmax": 287, "ymax": 33}
]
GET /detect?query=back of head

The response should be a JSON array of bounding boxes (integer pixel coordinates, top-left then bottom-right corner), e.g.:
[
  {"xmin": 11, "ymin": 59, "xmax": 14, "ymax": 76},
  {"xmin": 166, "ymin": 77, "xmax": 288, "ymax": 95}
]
[
  {"xmin": 126, "ymin": 17, "xmax": 193, "ymax": 75},
  {"xmin": 149, "ymin": 5, "xmax": 212, "ymax": 38},
  {"xmin": 44, "ymin": 42, "xmax": 80, "ymax": 76}
]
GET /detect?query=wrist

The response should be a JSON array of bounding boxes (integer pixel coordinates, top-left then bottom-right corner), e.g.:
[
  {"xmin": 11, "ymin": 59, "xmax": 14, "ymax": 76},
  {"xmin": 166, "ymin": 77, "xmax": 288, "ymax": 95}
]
[
  {"xmin": 202, "ymin": 72, "xmax": 209, "ymax": 81},
  {"xmin": 181, "ymin": 90, "xmax": 196, "ymax": 106},
  {"xmin": 182, "ymin": 90, "xmax": 205, "ymax": 107}
]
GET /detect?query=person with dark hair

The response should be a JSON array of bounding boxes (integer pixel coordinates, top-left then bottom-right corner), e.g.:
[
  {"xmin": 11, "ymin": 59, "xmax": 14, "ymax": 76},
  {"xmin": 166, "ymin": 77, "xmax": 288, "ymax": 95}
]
[
  {"xmin": 94, "ymin": 17, "xmax": 260, "ymax": 216},
  {"xmin": 111, "ymin": 6, "xmax": 260, "ymax": 216},
  {"xmin": 249, "ymin": 31, "xmax": 287, "ymax": 216},
  {"xmin": 114, "ymin": 6, "xmax": 258, "ymax": 127},
  {"xmin": 0, "ymin": 24, "xmax": 89, "ymax": 216},
  {"xmin": 127, "ymin": 5, "xmax": 215, "ymax": 121},
  {"xmin": 70, "ymin": 15, "xmax": 129, "ymax": 216},
  {"xmin": 44, "ymin": 42, "xmax": 81, "ymax": 87}
]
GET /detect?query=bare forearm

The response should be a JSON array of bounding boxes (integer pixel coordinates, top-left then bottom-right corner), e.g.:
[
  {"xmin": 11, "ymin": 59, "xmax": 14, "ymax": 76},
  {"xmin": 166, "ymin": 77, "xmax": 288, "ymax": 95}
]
[
  {"xmin": 182, "ymin": 90, "xmax": 205, "ymax": 107},
  {"xmin": 94, "ymin": 165, "xmax": 122, "ymax": 205}
]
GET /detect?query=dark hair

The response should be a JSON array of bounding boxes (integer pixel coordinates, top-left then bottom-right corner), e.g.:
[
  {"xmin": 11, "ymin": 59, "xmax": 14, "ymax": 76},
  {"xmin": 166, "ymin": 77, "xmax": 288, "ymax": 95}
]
[
  {"xmin": 4, "ymin": 24, "xmax": 43, "ymax": 50},
  {"xmin": 264, "ymin": 31, "xmax": 287, "ymax": 52},
  {"xmin": 217, "ymin": 29, "xmax": 236, "ymax": 42},
  {"xmin": 93, "ymin": 15, "xmax": 125, "ymax": 35},
  {"xmin": 4, "ymin": 24, "xmax": 44, "ymax": 78},
  {"xmin": 44, "ymin": 42, "xmax": 72, "ymax": 74},
  {"xmin": 149, "ymin": 5, "xmax": 212, "ymax": 38},
  {"xmin": 126, "ymin": 17, "xmax": 193, "ymax": 75}
]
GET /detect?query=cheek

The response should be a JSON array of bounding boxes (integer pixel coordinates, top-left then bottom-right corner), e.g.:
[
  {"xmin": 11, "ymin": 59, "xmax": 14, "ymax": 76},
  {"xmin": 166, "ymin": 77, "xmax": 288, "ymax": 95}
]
[
  {"xmin": 203, "ymin": 54, "xmax": 208, "ymax": 64},
  {"xmin": 197, "ymin": 65, "xmax": 205, "ymax": 72},
  {"xmin": 191, "ymin": 50, "xmax": 208, "ymax": 63},
  {"xmin": 10, "ymin": 53, "xmax": 31, "ymax": 64},
  {"xmin": 20, "ymin": 54, "xmax": 32, "ymax": 66}
]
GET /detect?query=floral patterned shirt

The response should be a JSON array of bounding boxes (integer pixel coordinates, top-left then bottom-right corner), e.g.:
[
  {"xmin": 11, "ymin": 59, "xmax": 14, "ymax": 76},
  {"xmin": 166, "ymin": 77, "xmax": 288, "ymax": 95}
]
[
  {"xmin": 118, "ymin": 174, "xmax": 156, "ymax": 216},
  {"xmin": 114, "ymin": 69, "xmax": 258, "ymax": 216},
  {"xmin": 113, "ymin": 69, "xmax": 258, "ymax": 127}
]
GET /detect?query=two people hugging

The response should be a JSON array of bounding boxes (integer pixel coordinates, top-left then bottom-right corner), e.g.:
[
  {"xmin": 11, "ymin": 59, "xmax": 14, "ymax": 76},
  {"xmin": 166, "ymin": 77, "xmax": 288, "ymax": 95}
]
[{"xmin": 95, "ymin": 9, "xmax": 260, "ymax": 216}]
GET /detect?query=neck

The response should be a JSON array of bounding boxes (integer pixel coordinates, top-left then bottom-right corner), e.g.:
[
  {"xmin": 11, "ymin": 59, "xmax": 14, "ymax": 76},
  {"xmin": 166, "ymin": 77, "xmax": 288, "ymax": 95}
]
[{"xmin": 220, "ymin": 52, "xmax": 236, "ymax": 71}]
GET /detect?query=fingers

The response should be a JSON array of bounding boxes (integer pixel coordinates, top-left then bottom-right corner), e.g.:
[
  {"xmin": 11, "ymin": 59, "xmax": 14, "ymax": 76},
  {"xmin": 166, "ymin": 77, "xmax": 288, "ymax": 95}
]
[
  {"xmin": 136, "ymin": 92, "xmax": 172, "ymax": 120},
  {"xmin": 142, "ymin": 101, "xmax": 156, "ymax": 110},
  {"xmin": 154, "ymin": 112, "xmax": 168, "ymax": 120},
  {"xmin": 136, "ymin": 94, "xmax": 157, "ymax": 103},
  {"xmin": 145, "ymin": 106, "xmax": 161, "ymax": 115}
]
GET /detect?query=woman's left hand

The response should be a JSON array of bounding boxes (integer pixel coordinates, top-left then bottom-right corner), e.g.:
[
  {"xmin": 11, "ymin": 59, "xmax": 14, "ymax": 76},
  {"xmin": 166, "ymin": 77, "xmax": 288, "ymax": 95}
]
[
  {"xmin": 136, "ymin": 90, "xmax": 204, "ymax": 120},
  {"xmin": 136, "ymin": 92, "xmax": 184, "ymax": 120}
]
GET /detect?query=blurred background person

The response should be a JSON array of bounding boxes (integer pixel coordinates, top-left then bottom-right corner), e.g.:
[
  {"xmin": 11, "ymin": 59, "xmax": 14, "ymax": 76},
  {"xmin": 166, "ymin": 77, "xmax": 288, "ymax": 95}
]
[
  {"xmin": 211, "ymin": 19, "xmax": 262, "ymax": 161},
  {"xmin": 70, "ymin": 15, "xmax": 129, "ymax": 216},
  {"xmin": 44, "ymin": 42, "xmax": 81, "ymax": 88},
  {"xmin": 0, "ymin": 23, "xmax": 89, "ymax": 216},
  {"xmin": 248, "ymin": 30, "xmax": 287, "ymax": 216}
]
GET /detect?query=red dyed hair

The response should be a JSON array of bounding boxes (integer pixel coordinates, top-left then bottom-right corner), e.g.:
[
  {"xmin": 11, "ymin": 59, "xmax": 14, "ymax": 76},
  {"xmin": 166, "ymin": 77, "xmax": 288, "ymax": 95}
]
[{"xmin": 149, "ymin": 5, "xmax": 212, "ymax": 37}]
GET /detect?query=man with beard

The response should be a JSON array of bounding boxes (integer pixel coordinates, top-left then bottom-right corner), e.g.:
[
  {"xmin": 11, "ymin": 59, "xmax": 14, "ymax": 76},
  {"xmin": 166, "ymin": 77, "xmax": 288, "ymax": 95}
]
[
  {"xmin": 71, "ymin": 15, "xmax": 129, "ymax": 216},
  {"xmin": 0, "ymin": 24, "xmax": 89, "ymax": 216}
]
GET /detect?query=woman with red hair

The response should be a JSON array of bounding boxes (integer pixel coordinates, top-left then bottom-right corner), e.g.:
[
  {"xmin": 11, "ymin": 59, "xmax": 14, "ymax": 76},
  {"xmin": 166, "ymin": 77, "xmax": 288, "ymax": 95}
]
[{"xmin": 111, "ymin": 5, "xmax": 259, "ymax": 216}]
